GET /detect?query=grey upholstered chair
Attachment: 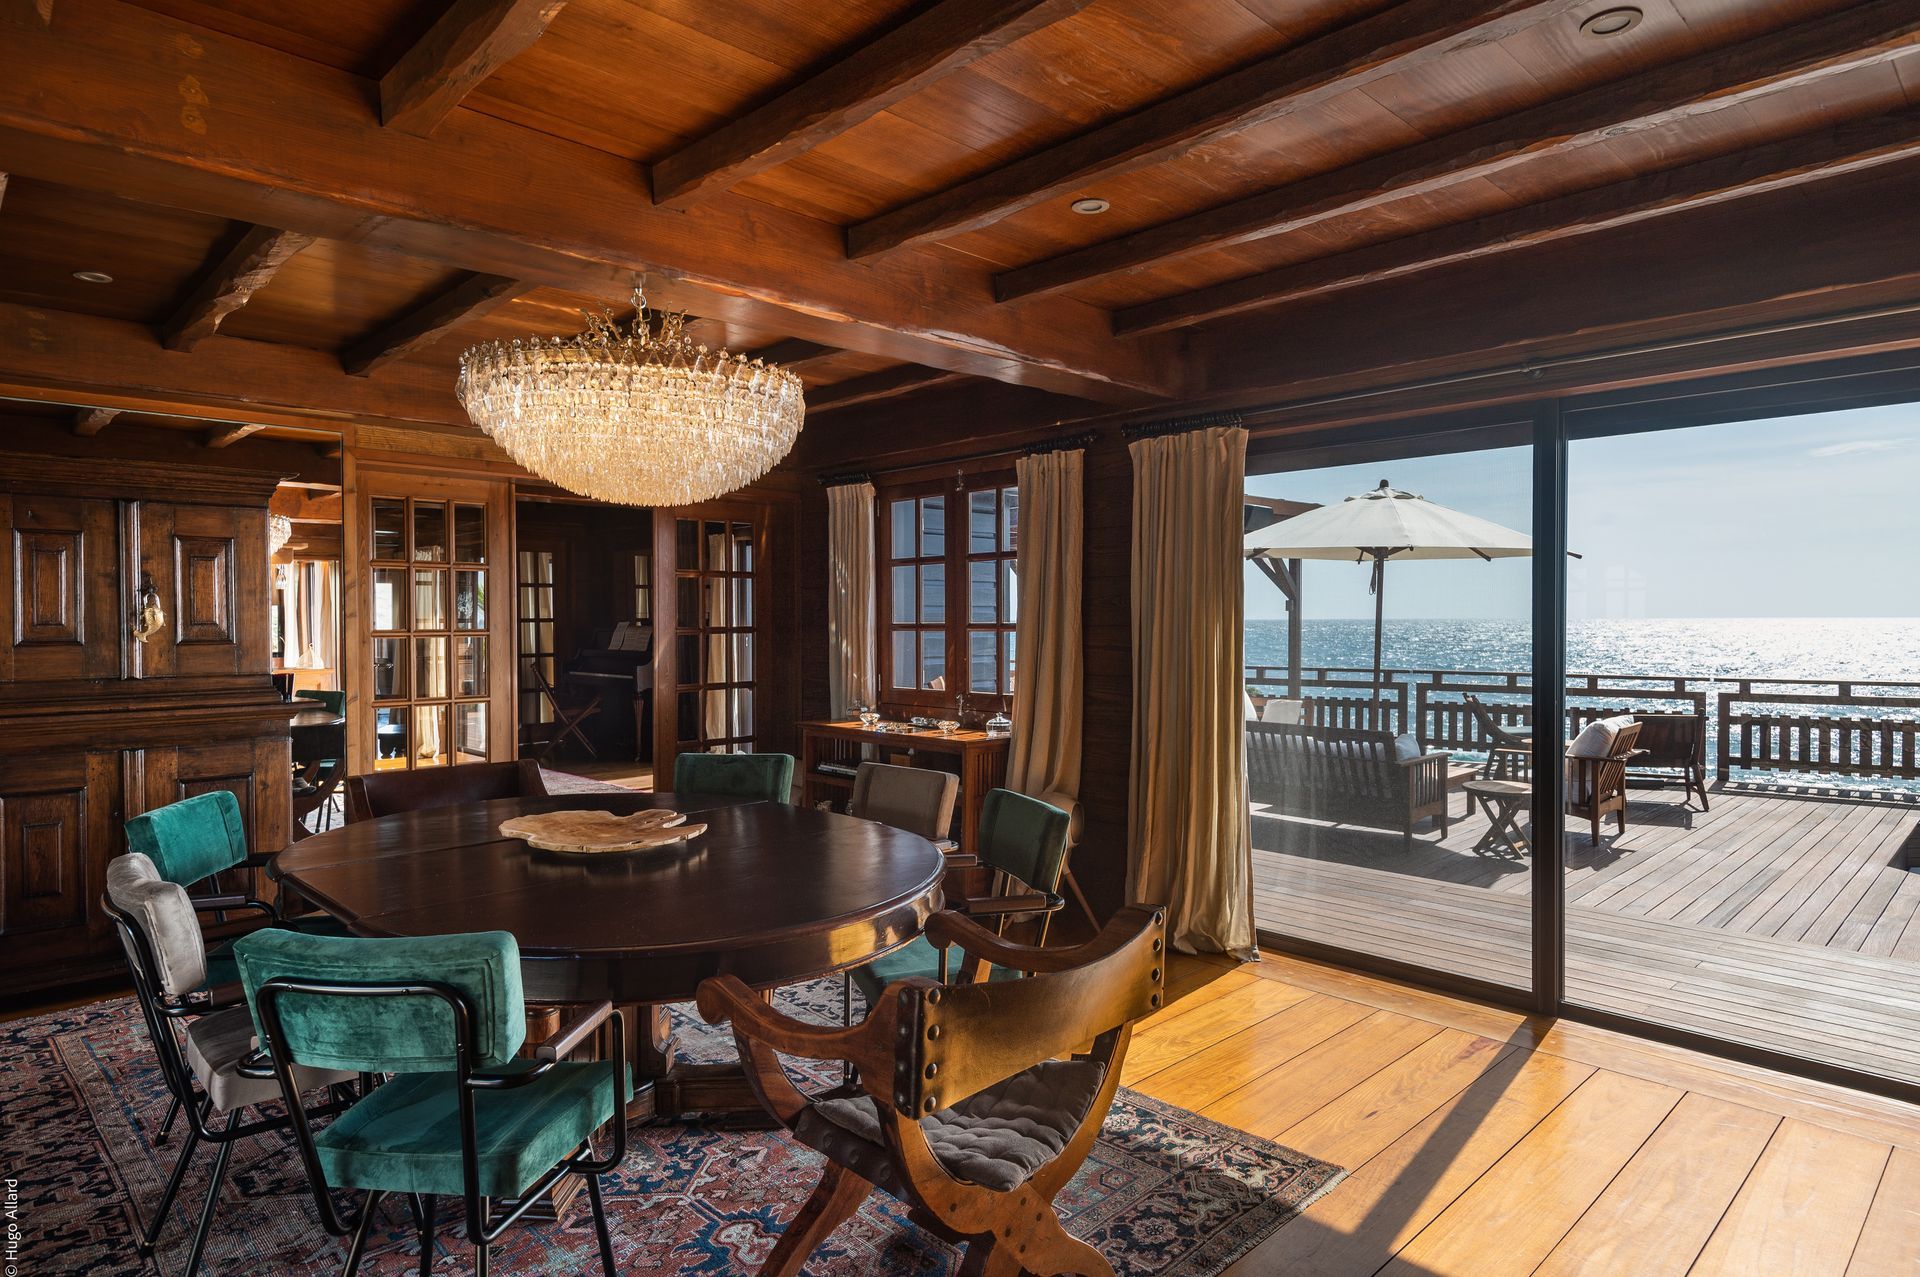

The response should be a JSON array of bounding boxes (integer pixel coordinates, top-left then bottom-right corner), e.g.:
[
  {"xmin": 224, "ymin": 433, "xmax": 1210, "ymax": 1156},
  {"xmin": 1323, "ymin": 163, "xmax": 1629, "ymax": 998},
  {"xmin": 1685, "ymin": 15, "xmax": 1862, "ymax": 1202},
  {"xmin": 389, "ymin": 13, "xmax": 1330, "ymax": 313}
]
[
  {"xmin": 849, "ymin": 762, "xmax": 958, "ymax": 849},
  {"xmin": 102, "ymin": 853, "xmax": 354, "ymax": 1277}
]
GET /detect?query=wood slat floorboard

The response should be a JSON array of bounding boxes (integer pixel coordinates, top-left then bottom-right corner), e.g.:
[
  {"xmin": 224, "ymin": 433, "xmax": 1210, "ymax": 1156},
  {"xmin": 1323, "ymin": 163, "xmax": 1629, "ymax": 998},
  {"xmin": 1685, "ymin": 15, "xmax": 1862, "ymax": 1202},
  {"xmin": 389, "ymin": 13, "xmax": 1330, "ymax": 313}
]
[
  {"xmin": 1139, "ymin": 953, "xmax": 1920, "ymax": 1276},
  {"xmin": 1251, "ymin": 784, "xmax": 1920, "ymax": 1085}
]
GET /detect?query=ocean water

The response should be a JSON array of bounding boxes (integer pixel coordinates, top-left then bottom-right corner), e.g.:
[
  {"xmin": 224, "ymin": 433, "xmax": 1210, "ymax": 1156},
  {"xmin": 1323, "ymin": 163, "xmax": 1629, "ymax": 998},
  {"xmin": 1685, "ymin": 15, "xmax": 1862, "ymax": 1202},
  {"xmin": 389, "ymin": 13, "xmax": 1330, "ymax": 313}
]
[
  {"xmin": 1246, "ymin": 617, "xmax": 1920, "ymax": 684},
  {"xmin": 1245, "ymin": 617, "xmax": 1920, "ymax": 791}
]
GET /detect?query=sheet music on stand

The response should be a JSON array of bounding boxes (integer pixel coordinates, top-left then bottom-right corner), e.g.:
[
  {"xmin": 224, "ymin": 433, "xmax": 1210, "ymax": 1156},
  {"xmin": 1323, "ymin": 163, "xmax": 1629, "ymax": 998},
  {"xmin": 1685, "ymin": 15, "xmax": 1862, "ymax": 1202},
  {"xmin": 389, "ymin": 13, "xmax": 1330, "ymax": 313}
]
[{"xmin": 610, "ymin": 622, "xmax": 652, "ymax": 653}]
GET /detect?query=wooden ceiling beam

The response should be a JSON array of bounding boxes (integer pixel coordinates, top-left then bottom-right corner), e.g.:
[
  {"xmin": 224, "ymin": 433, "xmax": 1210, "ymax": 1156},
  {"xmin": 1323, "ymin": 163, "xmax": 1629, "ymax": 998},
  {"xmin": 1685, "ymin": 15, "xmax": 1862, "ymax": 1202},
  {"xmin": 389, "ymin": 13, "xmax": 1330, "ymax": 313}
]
[
  {"xmin": 744, "ymin": 338, "xmax": 840, "ymax": 373},
  {"xmin": 71, "ymin": 406, "xmax": 118, "ymax": 436},
  {"xmin": 995, "ymin": 0, "xmax": 1920, "ymax": 303},
  {"xmin": 844, "ymin": 0, "xmax": 1585, "ymax": 258},
  {"xmin": 380, "ymin": 0, "xmax": 568, "ymax": 137},
  {"xmin": 341, "ymin": 273, "xmax": 531, "ymax": 375},
  {"xmin": 650, "ymin": 0, "xmax": 1093, "ymax": 208},
  {"xmin": 808, "ymin": 365, "xmax": 969, "ymax": 412},
  {"xmin": 0, "ymin": 301, "xmax": 472, "ymax": 434},
  {"xmin": 0, "ymin": 0, "xmax": 1170, "ymax": 403},
  {"xmin": 202, "ymin": 422, "xmax": 263, "ymax": 448},
  {"xmin": 158, "ymin": 223, "xmax": 315, "ymax": 351},
  {"xmin": 1116, "ymin": 107, "xmax": 1920, "ymax": 335}
]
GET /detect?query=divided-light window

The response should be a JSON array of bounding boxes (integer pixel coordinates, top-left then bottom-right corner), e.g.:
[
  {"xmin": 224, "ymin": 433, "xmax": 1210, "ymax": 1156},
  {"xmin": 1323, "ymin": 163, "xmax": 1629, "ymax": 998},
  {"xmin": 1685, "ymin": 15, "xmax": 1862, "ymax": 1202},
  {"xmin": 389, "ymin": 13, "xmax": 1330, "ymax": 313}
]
[{"xmin": 878, "ymin": 477, "xmax": 1018, "ymax": 711}]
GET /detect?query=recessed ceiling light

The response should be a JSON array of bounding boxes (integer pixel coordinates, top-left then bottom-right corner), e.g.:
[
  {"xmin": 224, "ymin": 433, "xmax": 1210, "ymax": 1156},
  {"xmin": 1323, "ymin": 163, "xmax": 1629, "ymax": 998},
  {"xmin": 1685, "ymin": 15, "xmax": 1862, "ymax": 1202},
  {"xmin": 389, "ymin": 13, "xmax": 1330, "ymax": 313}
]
[
  {"xmin": 1580, "ymin": 6, "xmax": 1642, "ymax": 37},
  {"xmin": 71, "ymin": 270, "xmax": 114, "ymax": 284},
  {"xmin": 1070, "ymin": 197, "xmax": 1111, "ymax": 215}
]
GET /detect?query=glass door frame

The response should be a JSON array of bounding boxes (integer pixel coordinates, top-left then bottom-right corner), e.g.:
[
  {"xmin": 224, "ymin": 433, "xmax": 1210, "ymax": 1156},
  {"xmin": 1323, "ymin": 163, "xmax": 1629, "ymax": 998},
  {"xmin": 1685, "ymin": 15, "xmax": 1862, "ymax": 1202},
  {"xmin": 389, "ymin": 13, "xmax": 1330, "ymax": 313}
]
[
  {"xmin": 341, "ymin": 459, "xmax": 517, "ymax": 775},
  {"xmin": 1249, "ymin": 356, "xmax": 1920, "ymax": 1105}
]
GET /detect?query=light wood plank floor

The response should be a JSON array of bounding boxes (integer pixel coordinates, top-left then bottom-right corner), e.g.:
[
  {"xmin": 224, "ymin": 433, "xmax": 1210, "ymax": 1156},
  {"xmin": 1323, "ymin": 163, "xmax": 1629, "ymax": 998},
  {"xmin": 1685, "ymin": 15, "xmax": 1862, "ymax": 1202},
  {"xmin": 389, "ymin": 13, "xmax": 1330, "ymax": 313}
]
[
  {"xmin": 1251, "ymin": 785, "xmax": 1920, "ymax": 1086},
  {"xmin": 1142, "ymin": 952, "xmax": 1920, "ymax": 1277}
]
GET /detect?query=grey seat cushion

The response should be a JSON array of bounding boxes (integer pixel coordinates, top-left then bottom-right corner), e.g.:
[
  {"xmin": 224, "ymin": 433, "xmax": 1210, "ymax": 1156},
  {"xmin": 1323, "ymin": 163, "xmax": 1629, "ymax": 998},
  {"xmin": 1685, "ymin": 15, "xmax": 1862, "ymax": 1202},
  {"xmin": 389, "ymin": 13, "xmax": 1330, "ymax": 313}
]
[
  {"xmin": 797, "ymin": 1058, "xmax": 1105, "ymax": 1193},
  {"xmin": 184, "ymin": 1005, "xmax": 354, "ymax": 1114}
]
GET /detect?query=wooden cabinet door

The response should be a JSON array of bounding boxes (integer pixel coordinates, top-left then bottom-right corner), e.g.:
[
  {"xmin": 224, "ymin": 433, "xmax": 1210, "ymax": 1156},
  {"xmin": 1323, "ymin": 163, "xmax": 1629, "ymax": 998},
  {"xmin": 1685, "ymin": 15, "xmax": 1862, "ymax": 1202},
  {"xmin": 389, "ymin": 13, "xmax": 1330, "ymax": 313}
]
[
  {"xmin": 135, "ymin": 502, "xmax": 272, "ymax": 679},
  {"xmin": 0, "ymin": 751, "xmax": 119, "ymax": 971},
  {"xmin": 0, "ymin": 494, "xmax": 121, "ymax": 684}
]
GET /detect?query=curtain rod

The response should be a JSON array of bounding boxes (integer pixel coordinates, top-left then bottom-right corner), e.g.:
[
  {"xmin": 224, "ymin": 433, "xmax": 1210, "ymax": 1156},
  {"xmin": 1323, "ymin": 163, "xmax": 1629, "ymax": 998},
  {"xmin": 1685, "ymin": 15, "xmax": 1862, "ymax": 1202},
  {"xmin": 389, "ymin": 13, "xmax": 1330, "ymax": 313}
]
[
  {"xmin": 1121, "ymin": 410, "xmax": 1244, "ymax": 441},
  {"xmin": 814, "ymin": 430, "xmax": 1098, "ymax": 484}
]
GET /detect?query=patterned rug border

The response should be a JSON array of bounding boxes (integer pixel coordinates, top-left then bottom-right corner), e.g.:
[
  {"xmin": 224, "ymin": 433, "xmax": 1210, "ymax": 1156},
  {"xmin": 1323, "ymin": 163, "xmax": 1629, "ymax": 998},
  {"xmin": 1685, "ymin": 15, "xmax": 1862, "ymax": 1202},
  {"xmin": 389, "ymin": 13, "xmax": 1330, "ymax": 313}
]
[{"xmin": 3, "ymin": 989, "xmax": 1344, "ymax": 1275}]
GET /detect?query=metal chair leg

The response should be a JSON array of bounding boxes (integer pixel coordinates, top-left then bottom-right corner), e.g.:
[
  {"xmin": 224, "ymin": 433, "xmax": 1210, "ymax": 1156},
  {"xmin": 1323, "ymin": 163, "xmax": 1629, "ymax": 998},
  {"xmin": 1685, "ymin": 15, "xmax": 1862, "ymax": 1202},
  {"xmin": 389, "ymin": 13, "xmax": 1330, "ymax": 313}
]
[
  {"xmin": 155, "ymin": 1095, "xmax": 181, "ymax": 1145},
  {"xmin": 342, "ymin": 1190, "xmax": 385, "ymax": 1277},
  {"xmin": 586, "ymin": 1174, "xmax": 617, "ymax": 1277},
  {"xmin": 180, "ymin": 1118, "xmax": 235, "ymax": 1277},
  {"xmin": 137, "ymin": 1124, "xmax": 200, "ymax": 1255},
  {"xmin": 473, "ymin": 1198, "xmax": 490, "ymax": 1277},
  {"xmin": 416, "ymin": 1195, "xmax": 436, "ymax": 1277}
]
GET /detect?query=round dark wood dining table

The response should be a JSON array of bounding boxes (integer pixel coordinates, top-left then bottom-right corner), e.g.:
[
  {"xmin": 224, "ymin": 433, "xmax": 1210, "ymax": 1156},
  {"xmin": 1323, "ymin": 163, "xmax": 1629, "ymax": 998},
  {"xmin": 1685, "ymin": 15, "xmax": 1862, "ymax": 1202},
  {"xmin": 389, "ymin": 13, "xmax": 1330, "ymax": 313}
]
[{"xmin": 270, "ymin": 790, "xmax": 947, "ymax": 1119}]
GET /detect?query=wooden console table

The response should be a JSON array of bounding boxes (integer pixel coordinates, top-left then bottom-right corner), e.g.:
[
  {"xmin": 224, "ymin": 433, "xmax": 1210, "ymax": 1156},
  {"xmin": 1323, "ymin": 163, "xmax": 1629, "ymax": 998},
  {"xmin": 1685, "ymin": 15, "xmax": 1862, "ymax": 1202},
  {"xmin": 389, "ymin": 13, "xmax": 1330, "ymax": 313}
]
[{"xmin": 800, "ymin": 719, "xmax": 1010, "ymax": 855}]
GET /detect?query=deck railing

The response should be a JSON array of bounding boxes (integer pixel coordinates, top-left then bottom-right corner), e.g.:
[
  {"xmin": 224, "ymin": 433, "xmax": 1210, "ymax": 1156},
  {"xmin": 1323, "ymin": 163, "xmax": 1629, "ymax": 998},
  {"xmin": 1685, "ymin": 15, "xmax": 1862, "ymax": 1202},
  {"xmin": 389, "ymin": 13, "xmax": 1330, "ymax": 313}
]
[
  {"xmin": 1245, "ymin": 665, "xmax": 1920, "ymax": 788},
  {"xmin": 1715, "ymin": 680, "xmax": 1920, "ymax": 783}
]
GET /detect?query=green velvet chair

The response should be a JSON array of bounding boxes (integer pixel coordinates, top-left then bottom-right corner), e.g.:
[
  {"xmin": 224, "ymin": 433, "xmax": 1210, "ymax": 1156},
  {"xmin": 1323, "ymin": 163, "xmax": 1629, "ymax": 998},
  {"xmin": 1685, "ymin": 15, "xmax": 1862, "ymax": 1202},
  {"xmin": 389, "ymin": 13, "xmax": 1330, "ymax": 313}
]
[
  {"xmin": 236, "ymin": 929, "xmax": 629, "ymax": 1277},
  {"xmin": 124, "ymin": 791, "xmax": 349, "ymax": 949},
  {"xmin": 672, "ymin": 751, "xmax": 794, "ymax": 804},
  {"xmin": 851, "ymin": 788, "xmax": 1071, "ymax": 1005}
]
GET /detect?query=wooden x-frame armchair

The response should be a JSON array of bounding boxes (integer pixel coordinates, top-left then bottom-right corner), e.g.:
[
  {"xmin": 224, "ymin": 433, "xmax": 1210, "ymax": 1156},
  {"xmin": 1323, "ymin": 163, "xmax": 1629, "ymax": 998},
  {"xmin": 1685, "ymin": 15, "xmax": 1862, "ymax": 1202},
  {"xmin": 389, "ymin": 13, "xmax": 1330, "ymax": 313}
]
[{"xmin": 697, "ymin": 904, "xmax": 1168, "ymax": 1277}]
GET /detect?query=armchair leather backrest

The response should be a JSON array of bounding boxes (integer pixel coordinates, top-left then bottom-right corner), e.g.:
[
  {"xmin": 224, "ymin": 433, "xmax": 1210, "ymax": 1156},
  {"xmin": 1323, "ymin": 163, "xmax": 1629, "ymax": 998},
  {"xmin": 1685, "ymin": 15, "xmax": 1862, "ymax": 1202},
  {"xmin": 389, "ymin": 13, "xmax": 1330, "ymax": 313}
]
[
  {"xmin": 890, "ymin": 905, "xmax": 1165, "ymax": 1118},
  {"xmin": 346, "ymin": 759, "xmax": 548, "ymax": 822}
]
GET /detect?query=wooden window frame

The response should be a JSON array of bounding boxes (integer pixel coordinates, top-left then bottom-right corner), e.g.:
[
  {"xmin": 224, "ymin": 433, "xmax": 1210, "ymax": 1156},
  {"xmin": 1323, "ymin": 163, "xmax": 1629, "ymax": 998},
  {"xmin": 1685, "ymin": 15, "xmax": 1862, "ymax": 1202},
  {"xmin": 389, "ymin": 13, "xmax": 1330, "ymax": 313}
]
[{"xmin": 875, "ymin": 468, "xmax": 1018, "ymax": 716}]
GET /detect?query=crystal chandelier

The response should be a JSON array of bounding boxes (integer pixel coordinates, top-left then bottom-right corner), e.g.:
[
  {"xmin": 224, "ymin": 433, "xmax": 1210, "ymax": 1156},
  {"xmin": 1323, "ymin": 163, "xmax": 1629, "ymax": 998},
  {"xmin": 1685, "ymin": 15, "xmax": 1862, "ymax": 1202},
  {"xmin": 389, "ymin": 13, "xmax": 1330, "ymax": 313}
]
[
  {"xmin": 457, "ymin": 288, "xmax": 805, "ymax": 506},
  {"xmin": 268, "ymin": 514, "xmax": 293, "ymax": 555}
]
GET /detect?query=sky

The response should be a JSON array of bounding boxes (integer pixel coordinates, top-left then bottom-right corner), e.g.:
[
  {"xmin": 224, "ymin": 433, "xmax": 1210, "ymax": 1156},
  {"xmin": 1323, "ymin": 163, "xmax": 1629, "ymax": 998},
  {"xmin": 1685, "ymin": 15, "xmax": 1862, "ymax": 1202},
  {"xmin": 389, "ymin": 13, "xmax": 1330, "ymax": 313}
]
[{"xmin": 1244, "ymin": 402, "xmax": 1920, "ymax": 621}]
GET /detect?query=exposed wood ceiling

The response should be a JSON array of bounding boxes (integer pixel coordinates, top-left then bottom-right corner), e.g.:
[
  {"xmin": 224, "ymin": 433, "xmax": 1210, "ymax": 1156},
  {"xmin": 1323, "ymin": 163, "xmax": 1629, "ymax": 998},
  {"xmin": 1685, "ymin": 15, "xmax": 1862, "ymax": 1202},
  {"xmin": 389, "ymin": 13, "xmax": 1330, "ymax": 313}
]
[{"xmin": 0, "ymin": 0, "xmax": 1917, "ymax": 456}]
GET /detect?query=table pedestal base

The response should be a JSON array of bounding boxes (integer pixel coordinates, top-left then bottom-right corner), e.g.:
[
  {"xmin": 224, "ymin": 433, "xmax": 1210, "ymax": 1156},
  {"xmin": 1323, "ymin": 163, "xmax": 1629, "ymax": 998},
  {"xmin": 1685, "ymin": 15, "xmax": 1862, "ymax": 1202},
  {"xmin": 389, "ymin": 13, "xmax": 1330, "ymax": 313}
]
[{"xmin": 619, "ymin": 1004, "xmax": 776, "ymax": 1126}]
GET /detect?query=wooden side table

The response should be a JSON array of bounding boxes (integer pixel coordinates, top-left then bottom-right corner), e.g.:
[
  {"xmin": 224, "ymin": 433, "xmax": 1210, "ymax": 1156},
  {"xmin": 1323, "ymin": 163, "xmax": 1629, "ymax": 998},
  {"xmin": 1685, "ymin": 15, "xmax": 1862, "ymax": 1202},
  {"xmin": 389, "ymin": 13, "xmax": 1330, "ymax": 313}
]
[
  {"xmin": 799, "ymin": 720, "xmax": 1009, "ymax": 856},
  {"xmin": 1465, "ymin": 777, "xmax": 1532, "ymax": 859}
]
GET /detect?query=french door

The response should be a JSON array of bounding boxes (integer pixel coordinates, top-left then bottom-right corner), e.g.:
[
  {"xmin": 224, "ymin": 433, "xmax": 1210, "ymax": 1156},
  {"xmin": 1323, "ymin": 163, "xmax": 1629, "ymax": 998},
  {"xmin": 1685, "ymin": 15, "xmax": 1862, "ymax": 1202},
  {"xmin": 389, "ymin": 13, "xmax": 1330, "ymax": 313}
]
[
  {"xmin": 652, "ymin": 505, "xmax": 767, "ymax": 775},
  {"xmin": 343, "ymin": 463, "xmax": 515, "ymax": 775}
]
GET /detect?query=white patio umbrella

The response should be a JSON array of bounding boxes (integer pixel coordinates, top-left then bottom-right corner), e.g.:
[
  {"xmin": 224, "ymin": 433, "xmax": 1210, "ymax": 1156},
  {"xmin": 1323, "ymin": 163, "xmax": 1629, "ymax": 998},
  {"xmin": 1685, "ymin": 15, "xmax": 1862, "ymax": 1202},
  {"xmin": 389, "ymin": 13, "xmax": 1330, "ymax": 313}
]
[{"xmin": 1244, "ymin": 480, "xmax": 1532, "ymax": 719}]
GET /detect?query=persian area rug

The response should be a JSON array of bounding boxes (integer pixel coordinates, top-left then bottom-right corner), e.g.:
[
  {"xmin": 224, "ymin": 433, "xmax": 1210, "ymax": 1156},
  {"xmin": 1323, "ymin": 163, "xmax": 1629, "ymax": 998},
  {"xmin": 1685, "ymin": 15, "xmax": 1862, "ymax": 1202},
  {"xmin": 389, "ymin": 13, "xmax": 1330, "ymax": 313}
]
[{"xmin": 0, "ymin": 980, "xmax": 1342, "ymax": 1275}]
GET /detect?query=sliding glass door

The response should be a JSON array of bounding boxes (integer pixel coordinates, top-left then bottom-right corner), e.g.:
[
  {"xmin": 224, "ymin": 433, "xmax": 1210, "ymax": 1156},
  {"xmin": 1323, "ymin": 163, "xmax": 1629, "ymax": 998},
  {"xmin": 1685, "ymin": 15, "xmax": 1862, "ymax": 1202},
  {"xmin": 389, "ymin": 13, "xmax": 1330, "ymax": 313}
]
[
  {"xmin": 1246, "ymin": 425, "xmax": 1538, "ymax": 995},
  {"xmin": 1563, "ymin": 400, "xmax": 1920, "ymax": 1091}
]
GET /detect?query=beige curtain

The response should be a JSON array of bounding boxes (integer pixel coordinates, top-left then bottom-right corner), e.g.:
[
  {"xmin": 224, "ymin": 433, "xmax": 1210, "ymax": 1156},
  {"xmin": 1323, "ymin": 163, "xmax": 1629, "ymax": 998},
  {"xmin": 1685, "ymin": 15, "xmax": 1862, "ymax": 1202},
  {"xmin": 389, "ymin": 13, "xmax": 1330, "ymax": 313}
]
[
  {"xmin": 1008, "ymin": 449, "xmax": 1083, "ymax": 816},
  {"xmin": 827, "ymin": 481, "xmax": 877, "ymax": 717},
  {"xmin": 1126, "ymin": 426, "xmax": 1256, "ymax": 958}
]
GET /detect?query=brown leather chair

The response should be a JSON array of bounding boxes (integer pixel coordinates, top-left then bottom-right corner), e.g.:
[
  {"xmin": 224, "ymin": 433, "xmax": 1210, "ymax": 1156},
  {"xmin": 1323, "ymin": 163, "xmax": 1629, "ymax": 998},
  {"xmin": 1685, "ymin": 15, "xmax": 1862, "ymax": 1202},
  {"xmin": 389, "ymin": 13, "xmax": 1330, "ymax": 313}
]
[
  {"xmin": 698, "ymin": 903, "xmax": 1167, "ymax": 1277},
  {"xmin": 849, "ymin": 762, "xmax": 958, "ymax": 848},
  {"xmin": 345, "ymin": 759, "xmax": 549, "ymax": 823}
]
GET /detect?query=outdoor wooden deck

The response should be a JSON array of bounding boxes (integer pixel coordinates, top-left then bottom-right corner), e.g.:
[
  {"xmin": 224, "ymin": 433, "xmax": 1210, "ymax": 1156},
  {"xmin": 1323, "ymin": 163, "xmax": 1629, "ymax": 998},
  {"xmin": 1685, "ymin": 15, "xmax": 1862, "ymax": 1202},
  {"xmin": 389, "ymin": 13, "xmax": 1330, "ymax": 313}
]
[{"xmin": 1251, "ymin": 784, "xmax": 1920, "ymax": 1086}]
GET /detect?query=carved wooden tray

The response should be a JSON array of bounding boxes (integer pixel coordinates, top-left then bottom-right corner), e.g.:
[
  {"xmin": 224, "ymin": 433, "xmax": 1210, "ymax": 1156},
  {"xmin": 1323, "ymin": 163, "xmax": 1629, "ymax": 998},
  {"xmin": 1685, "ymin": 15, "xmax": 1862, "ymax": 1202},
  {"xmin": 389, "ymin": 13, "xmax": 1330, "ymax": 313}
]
[{"xmin": 498, "ymin": 808, "xmax": 707, "ymax": 854}]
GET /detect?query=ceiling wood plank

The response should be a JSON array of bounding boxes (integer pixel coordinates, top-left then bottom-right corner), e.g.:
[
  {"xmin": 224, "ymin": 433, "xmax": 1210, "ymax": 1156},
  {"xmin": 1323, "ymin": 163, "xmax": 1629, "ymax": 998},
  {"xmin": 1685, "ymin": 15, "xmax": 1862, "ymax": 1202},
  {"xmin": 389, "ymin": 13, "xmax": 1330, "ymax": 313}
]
[
  {"xmin": 996, "ymin": 0, "xmax": 1920, "ymax": 302},
  {"xmin": 380, "ymin": 0, "xmax": 568, "ymax": 137},
  {"xmin": 844, "ymin": 0, "xmax": 1585, "ymax": 258},
  {"xmin": 0, "ymin": 0, "xmax": 1172, "ymax": 403},
  {"xmin": 70, "ymin": 406, "xmax": 118, "ymax": 436},
  {"xmin": 808, "ymin": 365, "xmax": 968, "ymax": 411},
  {"xmin": 202, "ymin": 422, "xmax": 263, "ymax": 448},
  {"xmin": 650, "ymin": 0, "xmax": 1094, "ymax": 209},
  {"xmin": 157, "ymin": 224, "xmax": 316, "ymax": 352},
  {"xmin": 1116, "ymin": 107, "xmax": 1920, "ymax": 335},
  {"xmin": 341, "ymin": 273, "xmax": 531, "ymax": 375}
]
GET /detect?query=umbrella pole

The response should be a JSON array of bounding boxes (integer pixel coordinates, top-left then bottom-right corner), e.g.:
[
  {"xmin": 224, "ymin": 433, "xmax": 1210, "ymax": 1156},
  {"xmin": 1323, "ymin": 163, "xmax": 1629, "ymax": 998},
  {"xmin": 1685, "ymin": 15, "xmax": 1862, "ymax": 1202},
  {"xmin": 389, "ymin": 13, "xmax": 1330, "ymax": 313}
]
[{"xmin": 1371, "ymin": 554, "xmax": 1386, "ymax": 731}]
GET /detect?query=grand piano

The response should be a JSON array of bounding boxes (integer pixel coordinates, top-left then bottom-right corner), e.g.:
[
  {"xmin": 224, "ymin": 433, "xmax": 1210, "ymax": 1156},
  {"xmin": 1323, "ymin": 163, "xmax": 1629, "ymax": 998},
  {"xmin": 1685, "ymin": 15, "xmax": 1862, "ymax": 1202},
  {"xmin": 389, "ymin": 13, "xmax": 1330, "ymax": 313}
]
[{"xmin": 560, "ymin": 622, "xmax": 653, "ymax": 760}]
